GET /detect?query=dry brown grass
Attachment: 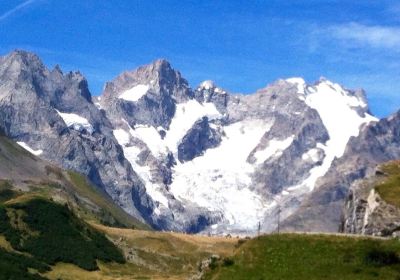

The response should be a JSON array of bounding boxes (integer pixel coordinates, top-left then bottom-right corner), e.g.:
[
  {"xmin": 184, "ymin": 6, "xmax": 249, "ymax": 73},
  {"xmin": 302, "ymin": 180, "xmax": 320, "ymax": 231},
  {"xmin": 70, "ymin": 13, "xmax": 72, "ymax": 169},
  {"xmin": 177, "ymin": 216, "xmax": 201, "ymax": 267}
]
[
  {"xmin": 45, "ymin": 224, "xmax": 238, "ymax": 280},
  {"xmin": 0, "ymin": 235, "xmax": 14, "ymax": 252}
]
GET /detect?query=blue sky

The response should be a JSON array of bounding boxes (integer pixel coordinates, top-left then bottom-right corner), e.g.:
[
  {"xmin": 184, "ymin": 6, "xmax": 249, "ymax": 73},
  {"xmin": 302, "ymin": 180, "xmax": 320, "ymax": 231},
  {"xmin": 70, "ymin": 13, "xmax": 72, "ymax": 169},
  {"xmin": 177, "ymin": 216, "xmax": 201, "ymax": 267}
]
[{"xmin": 0, "ymin": 0, "xmax": 399, "ymax": 117}]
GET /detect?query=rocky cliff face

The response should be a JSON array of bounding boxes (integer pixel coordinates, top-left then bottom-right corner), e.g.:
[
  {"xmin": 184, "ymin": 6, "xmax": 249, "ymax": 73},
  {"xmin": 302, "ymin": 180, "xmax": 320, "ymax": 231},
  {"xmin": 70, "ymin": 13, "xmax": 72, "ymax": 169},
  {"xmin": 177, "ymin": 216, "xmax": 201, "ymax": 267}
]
[
  {"xmin": 0, "ymin": 50, "xmax": 383, "ymax": 234},
  {"xmin": 96, "ymin": 61, "xmax": 376, "ymax": 233},
  {"xmin": 0, "ymin": 50, "xmax": 154, "ymax": 224},
  {"xmin": 341, "ymin": 161, "xmax": 400, "ymax": 237},
  {"xmin": 283, "ymin": 111, "xmax": 400, "ymax": 233}
]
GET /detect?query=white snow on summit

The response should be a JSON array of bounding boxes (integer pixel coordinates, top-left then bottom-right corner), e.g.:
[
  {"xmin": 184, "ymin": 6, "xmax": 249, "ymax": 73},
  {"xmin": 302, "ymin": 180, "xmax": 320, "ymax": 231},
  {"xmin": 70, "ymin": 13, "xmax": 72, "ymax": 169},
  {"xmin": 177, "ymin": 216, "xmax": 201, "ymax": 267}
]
[
  {"xmin": 199, "ymin": 80, "xmax": 215, "ymax": 90},
  {"xmin": 286, "ymin": 77, "xmax": 306, "ymax": 94},
  {"xmin": 56, "ymin": 110, "xmax": 94, "ymax": 133},
  {"xmin": 17, "ymin": 142, "xmax": 43, "ymax": 156},
  {"xmin": 198, "ymin": 80, "xmax": 227, "ymax": 94},
  {"xmin": 118, "ymin": 84, "xmax": 149, "ymax": 102},
  {"xmin": 286, "ymin": 78, "xmax": 377, "ymax": 191}
]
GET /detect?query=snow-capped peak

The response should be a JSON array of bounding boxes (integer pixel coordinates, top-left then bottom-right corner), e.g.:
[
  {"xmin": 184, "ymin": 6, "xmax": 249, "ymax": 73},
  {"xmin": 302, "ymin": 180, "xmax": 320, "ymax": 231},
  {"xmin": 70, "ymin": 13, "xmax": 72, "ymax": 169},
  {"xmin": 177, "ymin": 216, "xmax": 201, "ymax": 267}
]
[
  {"xmin": 285, "ymin": 77, "xmax": 306, "ymax": 85},
  {"xmin": 198, "ymin": 80, "xmax": 227, "ymax": 94},
  {"xmin": 199, "ymin": 80, "xmax": 216, "ymax": 90},
  {"xmin": 286, "ymin": 77, "xmax": 306, "ymax": 94}
]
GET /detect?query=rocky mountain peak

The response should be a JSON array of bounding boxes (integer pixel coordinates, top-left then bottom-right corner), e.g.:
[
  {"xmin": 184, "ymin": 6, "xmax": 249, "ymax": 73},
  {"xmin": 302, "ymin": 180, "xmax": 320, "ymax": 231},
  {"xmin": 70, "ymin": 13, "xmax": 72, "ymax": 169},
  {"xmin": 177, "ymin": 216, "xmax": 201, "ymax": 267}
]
[
  {"xmin": 198, "ymin": 80, "xmax": 216, "ymax": 90},
  {"xmin": 0, "ymin": 50, "xmax": 47, "ymax": 82},
  {"xmin": 151, "ymin": 58, "xmax": 172, "ymax": 71},
  {"xmin": 197, "ymin": 80, "xmax": 227, "ymax": 94},
  {"xmin": 0, "ymin": 50, "xmax": 93, "ymax": 105},
  {"xmin": 5, "ymin": 50, "xmax": 43, "ymax": 66},
  {"xmin": 194, "ymin": 80, "xmax": 229, "ymax": 111},
  {"xmin": 101, "ymin": 58, "xmax": 191, "ymax": 104},
  {"xmin": 1, "ymin": 49, "xmax": 392, "ymax": 235}
]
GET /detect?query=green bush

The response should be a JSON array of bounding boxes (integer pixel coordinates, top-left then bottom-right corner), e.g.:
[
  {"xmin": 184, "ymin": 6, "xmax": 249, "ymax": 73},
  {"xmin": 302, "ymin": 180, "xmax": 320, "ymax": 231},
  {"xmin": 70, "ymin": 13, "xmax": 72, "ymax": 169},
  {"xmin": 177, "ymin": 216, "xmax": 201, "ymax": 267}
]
[
  {"xmin": 0, "ymin": 248, "xmax": 49, "ymax": 280},
  {"xmin": 364, "ymin": 247, "xmax": 400, "ymax": 266},
  {"xmin": 0, "ymin": 198, "xmax": 125, "ymax": 271},
  {"xmin": 0, "ymin": 180, "xmax": 18, "ymax": 203},
  {"xmin": 222, "ymin": 257, "xmax": 235, "ymax": 267}
]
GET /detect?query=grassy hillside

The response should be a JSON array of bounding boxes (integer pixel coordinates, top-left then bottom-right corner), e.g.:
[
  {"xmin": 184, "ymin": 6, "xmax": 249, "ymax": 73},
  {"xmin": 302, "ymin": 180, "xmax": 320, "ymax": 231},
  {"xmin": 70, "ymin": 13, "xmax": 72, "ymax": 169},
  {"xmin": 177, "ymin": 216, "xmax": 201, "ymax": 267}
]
[
  {"xmin": 0, "ymin": 247, "xmax": 49, "ymax": 280},
  {"xmin": 0, "ymin": 134, "xmax": 149, "ymax": 230},
  {"xmin": 0, "ymin": 198, "xmax": 125, "ymax": 272},
  {"xmin": 204, "ymin": 234, "xmax": 400, "ymax": 280},
  {"xmin": 4, "ymin": 132, "xmax": 400, "ymax": 279},
  {"xmin": 64, "ymin": 170, "xmax": 150, "ymax": 230},
  {"xmin": 375, "ymin": 161, "xmax": 400, "ymax": 208},
  {"xmin": 45, "ymin": 224, "xmax": 238, "ymax": 280},
  {"xmin": 3, "ymin": 189, "xmax": 400, "ymax": 279}
]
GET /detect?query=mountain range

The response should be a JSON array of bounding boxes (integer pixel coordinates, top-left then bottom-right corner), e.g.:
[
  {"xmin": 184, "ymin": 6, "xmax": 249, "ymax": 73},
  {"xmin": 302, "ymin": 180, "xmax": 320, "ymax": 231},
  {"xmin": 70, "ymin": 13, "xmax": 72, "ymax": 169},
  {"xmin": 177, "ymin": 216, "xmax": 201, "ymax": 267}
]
[{"xmin": 1, "ymin": 49, "xmax": 399, "ymax": 235}]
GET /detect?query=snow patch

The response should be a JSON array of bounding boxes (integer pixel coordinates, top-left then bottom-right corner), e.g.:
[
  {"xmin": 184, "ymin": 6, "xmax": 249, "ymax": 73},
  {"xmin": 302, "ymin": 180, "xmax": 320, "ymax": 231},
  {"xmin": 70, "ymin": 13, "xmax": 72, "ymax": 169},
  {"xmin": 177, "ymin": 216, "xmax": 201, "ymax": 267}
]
[
  {"xmin": 113, "ymin": 129, "xmax": 130, "ymax": 146},
  {"xmin": 199, "ymin": 80, "xmax": 215, "ymax": 90},
  {"xmin": 298, "ymin": 80, "xmax": 377, "ymax": 190},
  {"xmin": 56, "ymin": 110, "xmax": 94, "ymax": 133},
  {"xmin": 113, "ymin": 129, "xmax": 169, "ymax": 208},
  {"xmin": 301, "ymin": 148, "xmax": 321, "ymax": 162},
  {"xmin": 286, "ymin": 77, "xmax": 306, "ymax": 94},
  {"xmin": 123, "ymin": 100, "xmax": 221, "ymax": 158},
  {"xmin": 254, "ymin": 136, "xmax": 294, "ymax": 164},
  {"xmin": 17, "ymin": 142, "xmax": 43, "ymax": 156},
  {"xmin": 164, "ymin": 100, "xmax": 221, "ymax": 155},
  {"xmin": 169, "ymin": 119, "xmax": 272, "ymax": 230},
  {"xmin": 118, "ymin": 84, "xmax": 149, "ymax": 102},
  {"xmin": 129, "ymin": 124, "xmax": 166, "ymax": 157}
]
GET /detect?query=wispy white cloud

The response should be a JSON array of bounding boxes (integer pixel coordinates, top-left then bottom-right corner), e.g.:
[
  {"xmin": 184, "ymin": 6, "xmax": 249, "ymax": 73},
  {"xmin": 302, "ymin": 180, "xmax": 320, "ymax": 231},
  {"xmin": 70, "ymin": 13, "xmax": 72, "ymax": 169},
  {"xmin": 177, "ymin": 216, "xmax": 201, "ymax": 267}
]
[
  {"xmin": 0, "ymin": 0, "xmax": 38, "ymax": 22},
  {"xmin": 329, "ymin": 23, "xmax": 400, "ymax": 50}
]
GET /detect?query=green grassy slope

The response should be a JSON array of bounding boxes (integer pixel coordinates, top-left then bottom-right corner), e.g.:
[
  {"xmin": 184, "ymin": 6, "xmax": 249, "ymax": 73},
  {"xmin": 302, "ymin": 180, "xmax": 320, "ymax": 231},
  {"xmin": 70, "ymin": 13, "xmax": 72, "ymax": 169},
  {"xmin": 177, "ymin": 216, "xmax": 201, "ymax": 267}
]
[
  {"xmin": 0, "ymin": 197, "xmax": 125, "ymax": 273},
  {"xmin": 204, "ymin": 234, "xmax": 400, "ymax": 280},
  {"xmin": 0, "ymin": 134, "xmax": 149, "ymax": 230},
  {"xmin": 0, "ymin": 247, "xmax": 49, "ymax": 280},
  {"xmin": 375, "ymin": 161, "xmax": 400, "ymax": 208},
  {"xmin": 64, "ymin": 170, "xmax": 150, "ymax": 230}
]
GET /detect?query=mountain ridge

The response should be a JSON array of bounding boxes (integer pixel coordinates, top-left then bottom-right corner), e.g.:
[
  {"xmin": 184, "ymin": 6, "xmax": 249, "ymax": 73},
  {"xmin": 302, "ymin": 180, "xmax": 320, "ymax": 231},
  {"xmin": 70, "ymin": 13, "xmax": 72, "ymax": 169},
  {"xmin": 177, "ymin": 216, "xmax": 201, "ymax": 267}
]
[{"xmin": 0, "ymin": 49, "xmax": 393, "ymax": 235}]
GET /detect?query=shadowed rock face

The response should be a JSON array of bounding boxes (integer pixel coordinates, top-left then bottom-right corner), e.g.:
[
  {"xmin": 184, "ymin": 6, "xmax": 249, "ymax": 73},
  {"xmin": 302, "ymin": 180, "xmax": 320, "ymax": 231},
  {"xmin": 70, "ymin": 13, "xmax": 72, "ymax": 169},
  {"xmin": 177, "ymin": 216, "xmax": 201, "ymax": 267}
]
[
  {"xmin": 0, "ymin": 50, "xmax": 384, "ymax": 234},
  {"xmin": 177, "ymin": 117, "xmax": 222, "ymax": 162},
  {"xmin": 100, "ymin": 59, "xmax": 192, "ymax": 129},
  {"xmin": 282, "ymin": 111, "xmax": 400, "ymax": 233},
  {"xmin": 0, "ymin": 50, "xmax": 154, "ymax": 224}
]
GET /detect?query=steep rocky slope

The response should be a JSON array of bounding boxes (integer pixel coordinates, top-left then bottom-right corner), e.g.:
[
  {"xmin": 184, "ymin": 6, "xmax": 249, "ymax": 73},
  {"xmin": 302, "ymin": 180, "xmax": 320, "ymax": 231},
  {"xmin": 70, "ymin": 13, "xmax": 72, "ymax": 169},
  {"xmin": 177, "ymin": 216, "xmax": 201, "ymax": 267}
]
[
  {"xmin": 97, "ymin": 60, "xmax": 376, "ymax": 234},
  {"xmin": 283, "ymin": 110, "xmax": 400, "ymax": 232},
  {"xmin": 0, "ymin": 51, "xmax": 154, "ymax": 224},
  {"xmin": 341, "ymin": 161, "xmax": 400, "ymax": 236},
  {"xmin": 0, "ymin": 128, "xmax": 147, "ymax": 229},
  {"xmin": 0, "ymin": 50, "xmax": 381, "ymax": 234}
]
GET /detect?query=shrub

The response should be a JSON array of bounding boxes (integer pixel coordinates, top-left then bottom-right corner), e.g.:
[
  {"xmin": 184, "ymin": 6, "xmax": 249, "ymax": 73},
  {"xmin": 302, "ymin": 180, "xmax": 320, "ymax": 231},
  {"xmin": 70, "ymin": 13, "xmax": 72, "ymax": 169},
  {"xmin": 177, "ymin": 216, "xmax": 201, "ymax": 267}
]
[
  {"xmin": 222, "ymin": 257, "xmax": 235, "ymax": 266},
  {"xmin": 0, "ymin": 248, "xmax": 49, "ymax": 280},
  {"xmin": 364, "ymin": 247, "xmax": 400, "ymax": 266},
  {"xmin": 0, "ymin": 198, "xmax": 125, "ymax": 271}
]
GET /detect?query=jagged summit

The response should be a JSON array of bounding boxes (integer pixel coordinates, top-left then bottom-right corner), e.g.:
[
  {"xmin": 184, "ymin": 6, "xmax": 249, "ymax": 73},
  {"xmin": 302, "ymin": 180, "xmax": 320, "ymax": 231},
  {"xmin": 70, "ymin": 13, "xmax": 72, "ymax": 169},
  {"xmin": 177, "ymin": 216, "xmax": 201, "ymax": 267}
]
[
  {"xmin": 150, "ymin": 58, "xmax": 173, "ymax": 70},
  {"xmin": 197, "ymin": 80, "xmax": 227, "ymax": 95},
  {"xmin": 101, "ymin": 58, "xmax": 191, "ymax": 104},
  {"xmin": 199, "ymin": 80, "xmax": 216, "ymax": 90},
  {"xmin": 0, "ymin": 50, "xmax": 46, "ymax": 79},
  {"xmin": 6, "ymin": 49, "xmax": 42, "ymax": 63},
  {"xmin": 0, "ymin": 49, "xmax": 390, "ymax": 235}
]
